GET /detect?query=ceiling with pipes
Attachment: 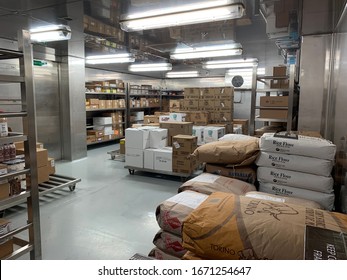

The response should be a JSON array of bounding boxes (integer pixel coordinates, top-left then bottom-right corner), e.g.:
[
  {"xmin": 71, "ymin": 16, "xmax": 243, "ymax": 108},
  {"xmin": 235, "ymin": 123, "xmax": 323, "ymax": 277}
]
[{"xmin": 0, "ymin": 0, "xmax": 304, "ymax": 78}]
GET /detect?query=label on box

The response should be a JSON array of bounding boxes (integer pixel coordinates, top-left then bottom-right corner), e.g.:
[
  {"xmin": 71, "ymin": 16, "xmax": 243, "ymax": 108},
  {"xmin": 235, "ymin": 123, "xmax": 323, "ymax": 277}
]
[{"xmin": 166, "ymin": 191, "xmax": 208, "ymax": 209}]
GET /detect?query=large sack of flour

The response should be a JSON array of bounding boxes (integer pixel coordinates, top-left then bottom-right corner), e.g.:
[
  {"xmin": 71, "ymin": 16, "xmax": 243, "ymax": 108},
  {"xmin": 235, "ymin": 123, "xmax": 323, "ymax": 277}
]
[
  {"xmin": 192, "ymin": 138, "xmax": 259, "ymax": 165},
  {"xmin": 259, "ymin": 182, "xmax": 335, "ymax": 210},
  {"xmin": 148, "ymin": 247, "xmax": 180, "ymax": 260},
  {"xmin": 256, "ymin": 152, "xmax": 333, "ymax": 177},
  {"xmin": 178, "ymin": 173, "xmax": 256, "ymax": 195},
  {"xmin": 219, "ymin": 134, "xmax": 258, "ymax": 142},
  {"xmin": 259, "ymin": 133, "xmax": 336, "ymax": 160},
  {"xmin": 153, "ymin": 230, "xmax": 186, "ymax": 258},
  {"xmin": 257, "ymin": 167, "xmax": 334, "ymax": 193},
  {"xmin": 245, "ymin": 191, "xmax": 324, "ymax": 209},
  {"xmin": 156, "ymin": 191, "xmax": 208, "ymax": 235},
  {"xmin": 205, "ymin": 163, "xmax": 257, "ymax": 184},
  {"xmin": 182, "ymin": 251, "xmax": 207, "ymax": 260},
  {"xmin": 182, "ymin": 192, "xmax": 347, "ymax": 260}
]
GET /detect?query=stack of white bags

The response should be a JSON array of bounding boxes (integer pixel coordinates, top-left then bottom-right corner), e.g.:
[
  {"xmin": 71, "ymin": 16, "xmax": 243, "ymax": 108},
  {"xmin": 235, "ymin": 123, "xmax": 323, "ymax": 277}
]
[{"xmin": 256, "ymin": 133, "xmax": 336, "ymax": 210}]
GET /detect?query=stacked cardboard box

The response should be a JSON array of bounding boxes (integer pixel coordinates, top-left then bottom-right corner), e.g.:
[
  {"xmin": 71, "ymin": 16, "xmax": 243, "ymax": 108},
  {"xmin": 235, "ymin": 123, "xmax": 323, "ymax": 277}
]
[
  {"xmin": 0, "ymin": 219, "xmax": 13, "ymax": 259},
  {"xmin": 233, "ymin": 119, "xmax": 249, "ymax": 135},
  {"xmin": 159, "ymin": 122, "xmax": 193, "ymax": 146},
  {"xmin": 172, "ymin": 135, "xmax": 198, "ymax": 174},
  {"xmin": 259, "ymin": 95, "xmax": 288, "ymax": 119}
]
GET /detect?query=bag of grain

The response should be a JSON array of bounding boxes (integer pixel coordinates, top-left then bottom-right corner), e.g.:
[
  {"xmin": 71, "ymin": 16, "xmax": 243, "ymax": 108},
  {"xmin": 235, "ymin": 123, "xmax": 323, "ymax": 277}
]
[
  {"xmin": 258, "ymin": 182, "xmax": 335, "ymax": 210},
  {"xmin": 182, "ymin": 192, "xmax": 347, "ymax": 260},
  {"xmin": 256, "ymin": 152, "xmax": 333, "ymax": 176},
  {"xmin": 257, "ymin": 167, "xmax": 334, "ymax": 193},
  {"xmin": 178, "ymin": 173, "xmax": 256, "ymax": 195},
  {"xmin": 148, "ymin": 247, "xmax": 180, "ymax": 260},
  {"xmin": 205, "ymin": 163, "xmax": 257, "ymax": 184},
  {"xmin": 192, "ymin": 138, "xmax": 259, "ymax": 165},
  {"xmin": 153, "ymin": 230, "xmax": 186, "ymax": 258},
  {"xmin": 259, "ymin": 133, "xmax": 336, "ymax": 160},
  {"xmin": 245, "ymin": 191, "xmax": 324, "ymax": 209},
  {"xmin": 155, "ymin": 191, "xmax": 208, "ymax": 236}
]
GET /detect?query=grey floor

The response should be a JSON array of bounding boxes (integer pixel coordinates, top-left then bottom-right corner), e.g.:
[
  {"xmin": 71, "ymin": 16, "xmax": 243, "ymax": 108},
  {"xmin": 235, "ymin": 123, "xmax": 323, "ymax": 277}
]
[{"xmin": 7, "ymin": 144, "xmax": 181, "ymax": 260}]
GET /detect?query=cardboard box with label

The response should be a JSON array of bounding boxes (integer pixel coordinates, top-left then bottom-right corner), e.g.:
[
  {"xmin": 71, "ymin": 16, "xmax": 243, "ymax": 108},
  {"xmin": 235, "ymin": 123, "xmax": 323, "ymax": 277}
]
[
  {"xmin": 38, "ymin": 165, "xmax": 50, "ymax": 184},
  {"xmin": 154, "ymin": 148, "xmax": 173, "ymax": 172},
  {"xmin": 200, "ymin": 88, "xmax": 216, "ymax": 99},
  {"xmin": 184, "ymin": 88, "xmax": 201, "ymax": 99},
  {"xmin": 260, "ymin": 96, "xmax": 288, "ymax": 107},
  {"xmin": 233, "ymin": 119, "xmax": 249, "ymax": 135},
  {"xmin": 172, "ymin": 155, "xmax": 197, "ymax": 174},
  {"xmin": 47, "ymin": 158, "xmax": 55, "ymax": 175},
  {"xmin": 198, "ymin": 100, "xmax": 215, "ymax": 111},
  {"xmin": 192, "ymin": 126, "xmax": 205, "ymax": 145},
  {"xmin": 216, "ymin": 87, "xmax": 234, "ymax": 99},
  {"xmin": 159, "ymin": 122, "xmax": 193, "ymax": 146},
  {"xmin": 169, "ymin": 100, "xmax": 181, "ymax": 111},
  {"xmin": 270, "ymin": 79, "xmax": 281, "ymax": 89},
  {"xmin": 259, "ymin": 109, "xmax": 288, "ymax": 119},
  {"xmin": 182, "ymin": 99, "xmax": 199, "ymax": 110},
  {"xmin": 144, "ymin": 115, "xmax": 159, "ymax": 124},
  {"xmin": 169, "ymin": 112, "xmax": 186, "ymax": 122},
  {"xmin": 172, "ymin": 135, "xmax": 198, "ymax": 155},
  {"xmin": 215, "ymin": 99, "xmax": 233, "ymax": 109},
  {"xmin": 212, "ymin": 112, "xmax": 233, "ymax": 123},
  {"xmin": 0, "ymin": 182, "xmax": 9, "ymax": 200},
  {"xmin": 273, "ymin": 66, "xmax": 287, "ymax": 76},
  {"xmin": 125, "ymin": 148, "xmax": 144, "ymax": 168},
  {"xmin": 204, "ymin": 127, "xmax": 225, "ymax": 143},
  {"xmin": 87, "ymin": 130, "xmax": 104, "ymax": 137},
  {"xmin": 187, "ymin": 111, "xmax": 210, "ymax": 125}
]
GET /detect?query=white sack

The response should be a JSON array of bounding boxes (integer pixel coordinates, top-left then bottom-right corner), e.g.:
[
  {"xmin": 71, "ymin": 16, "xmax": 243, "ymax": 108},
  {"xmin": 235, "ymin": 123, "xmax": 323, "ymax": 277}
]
[
  {"xmin": 256, "ymin": 151, "xmax": 333, "ymax": 176},
  {"xmin": 219, "ymin": 134, "xmax": 258, "ymax": 142},
  {"xmin": 257, "ymin": 167, "xmax": 334, "ymax": 193},
  {"xmin": 259, "ymin": 133, "xmax": 336, "ymax": 160},
  {"xmin": 259, "ymin": 182, "xmax": 335, "ymax": 210}
]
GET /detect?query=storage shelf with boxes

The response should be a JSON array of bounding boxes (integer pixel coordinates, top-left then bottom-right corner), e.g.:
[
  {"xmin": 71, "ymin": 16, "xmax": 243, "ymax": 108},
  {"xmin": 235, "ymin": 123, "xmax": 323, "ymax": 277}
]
[{"xmin": 85, "ymin": 79, "xmax": 127, "ymax": 146}]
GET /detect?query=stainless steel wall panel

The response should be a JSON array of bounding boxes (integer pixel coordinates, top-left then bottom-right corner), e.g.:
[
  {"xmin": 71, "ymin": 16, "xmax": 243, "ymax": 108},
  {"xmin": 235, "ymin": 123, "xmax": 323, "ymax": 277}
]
[
  {"xmin": 33, "ymin": 62, "xmax": 62, "ymax": 159},
  {"xmin": 298, "ymin": 34, "xmax": 333, "ymax": 137}
]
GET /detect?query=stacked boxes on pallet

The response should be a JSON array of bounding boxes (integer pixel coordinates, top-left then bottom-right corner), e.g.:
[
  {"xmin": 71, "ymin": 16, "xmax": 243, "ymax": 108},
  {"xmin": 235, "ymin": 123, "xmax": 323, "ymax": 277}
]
[
  {"xmin": 256, "ymin": 133, "xmax": 336, "ymax": 210},
  {"xmin": 172, "ymin": 135, "xmax": 198, "ymax": 174}
]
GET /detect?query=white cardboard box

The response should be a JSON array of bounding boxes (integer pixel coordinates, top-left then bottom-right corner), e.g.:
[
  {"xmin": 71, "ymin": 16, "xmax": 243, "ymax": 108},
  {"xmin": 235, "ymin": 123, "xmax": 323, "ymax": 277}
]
[
  {"xmin": 154, "ymin": 148, "xmax": 173, "ymax": 172},
  {"xmin": 144, "ymin": 149, "xmax": 156, "ymax": 169},
  {"xmin": 93, "ymin": 117, "xmax": 112, "ymax": 125},
  {"xmin": 149, "ymin": 128, "xmax": 168, "ymax": 149},
  {"xmin": 125, "ymin": 128, "xmax": 151, "ymax": 149},
  {"xmin": 170, "ymin": 112, "xmax": 187, "ymax": 122},
  {"xmin": 125, "ymin": 148, "xmax": 143, "ymax": 168},
  {"xmin": 204, "ymin": 127, "xmax": 225, "ymax": 143},
  {"xmin": 193, "ymin": 126, "xmax": 205, "ymax": 145},
  {"xmin": 103, "ymin": 126, "xmax": 114, "ymax": 136}
]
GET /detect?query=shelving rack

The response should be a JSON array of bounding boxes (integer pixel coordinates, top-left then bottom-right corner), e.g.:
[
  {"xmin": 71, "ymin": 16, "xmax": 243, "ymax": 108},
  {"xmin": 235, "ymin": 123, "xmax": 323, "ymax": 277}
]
[
  {"xmin": 250, "ymin": 64, "xmax": 298, "ymax": 135},
  {"xmin": 160, "ymin": 89, "xmax": 184, "ymax": 111},
  {"xmin": 0, "ymin": 30, "xmax": 41, "ymax": 259},
  {"xmin": 127, "ymin": 85, "xmax": 161, "ymax": 126},
  {"xmin": 85, "ymin": 83, "xmax": 127, "ymax": 146}
]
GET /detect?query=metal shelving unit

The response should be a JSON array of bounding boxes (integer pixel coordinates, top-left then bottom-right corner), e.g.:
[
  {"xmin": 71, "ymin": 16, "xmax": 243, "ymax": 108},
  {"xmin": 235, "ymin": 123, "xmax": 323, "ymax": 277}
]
[
  {"xmin": 160, "ymin": 89, "xmax": 184, "ymax": 111},
  {"xmin": 0, "ymin": 31, "xmax": 42, "ymax": 260},
  {"xmin": 250, "ymin": 64, "xmax": 298, "ymax": 135}
]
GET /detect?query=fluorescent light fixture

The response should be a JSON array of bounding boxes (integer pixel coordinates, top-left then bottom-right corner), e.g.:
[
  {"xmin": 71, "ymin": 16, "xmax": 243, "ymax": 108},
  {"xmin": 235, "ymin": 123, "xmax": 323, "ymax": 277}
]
[
  {"xmin": 171, "ymin": 43, "xmax": 242, "ymax": 60},
  {"xmin": 128, "ymin": 63, "xmax": 172, "ymax": 72},
  {"xmin": 203, "ymin": 58, "xmax": 258, "ymax": 69},
  {"xmin": 120, "ymin": 1, "xmax": 245, "ymax": 32},
  {"xmin": 30, "ymin": 25, "xmax": 71, "ymax": 42},
  {"xmin": 85, "ymin": 53, "xmax": 135, "ymax": 64},
  {"xmin": 166, "ymin": 71, "xmax": 199, "ymax": 78}
]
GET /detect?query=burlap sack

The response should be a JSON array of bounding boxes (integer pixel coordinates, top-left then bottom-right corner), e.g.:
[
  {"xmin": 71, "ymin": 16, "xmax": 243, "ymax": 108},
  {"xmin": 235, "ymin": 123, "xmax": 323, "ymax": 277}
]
[
  {"xmin": 153, "ymin": 230, "xmax": 186, "ymax": 258},
  {"xmin": 178, "ymin": 173, "xmax": 256, "ymax": 195},
  {"xmin": 156, "ymin": 190, "xmax": 208, "ymax": 236},
  {"xmin": 192, "ymin": 139, "xmax": 260, "ymax": 165},
  {"xmin": 148, "ymin": 247, "xmax": 180, "ymax": 260},
  {"xmin": 205, "ymin": 163, "xmax": 257, "ymax": 184},
  {"xmin": 182, "ymin": 192, "xmax": 347, "ymax": 260},
  {"xmin": 245, "ymin": 191, "xmax": 324, "ymax": 210},
  {"xmin": 182, "ymin": 250, "xmax": 207, "ymax": 260}
]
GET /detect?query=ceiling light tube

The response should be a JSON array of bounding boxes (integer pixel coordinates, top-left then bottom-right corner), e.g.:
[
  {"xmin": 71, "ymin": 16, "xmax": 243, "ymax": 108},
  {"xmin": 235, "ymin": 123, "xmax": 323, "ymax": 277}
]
[
  {"xmin": 171, "ymin": 48, "xmax": 242, "ymax": 60},
  {"xmin": 203, "ymin": 58, "xmax": 258, "ymax": 69},
  {"xmin": 166, "ymin": 71, "xmax": 199, "ymax": 78},
  {"xmin": 30, "ymin": 25, "xmax": 71, "ymax": 42},
  {"xmin": 120, "ymin": 3, "xmax": 245, "ymax": 32},
  {"xmin": 128, "ymin": 63, "xmax": 172, "ymax": 72},
  {"xmin": 86, "ymin": 53, "xmax": 135, "ymax": 64}
]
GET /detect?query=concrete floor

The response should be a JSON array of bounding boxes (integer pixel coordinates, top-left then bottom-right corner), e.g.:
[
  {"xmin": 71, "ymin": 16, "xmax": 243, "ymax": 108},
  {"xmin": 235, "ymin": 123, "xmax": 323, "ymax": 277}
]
[{"xmin": 7, "ymin": 144, "xmax": 181, "ymax": 260}]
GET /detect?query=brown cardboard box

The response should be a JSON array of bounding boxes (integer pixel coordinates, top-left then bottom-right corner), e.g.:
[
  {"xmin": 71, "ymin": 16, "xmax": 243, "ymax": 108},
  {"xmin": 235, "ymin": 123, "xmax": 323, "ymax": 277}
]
[
  {"xmin": 172, "ymin": 135, "xmax": 198, "ymax": 154},
  {"xmin": 187, "ymin": 111, "xmax": 210, "ymax": 125},
  {"xmin": 99, "ymin": 100, "xmax": 106, "ymax": 109},
  {"xmin": 169, "ymin": 100, "xmax": 181, "ymax": 110},
  {"xmin": 172, "ymin": 155, "xmax": 197, "ymax": 174},
  {"xmin": 159, "ymin": 122, "xmax": 193, "ymax": 146},
  {"xmin": 276, "ymin": 12, "xmax": 290, "ymax": 28},
  {"xmin": 198, "ymin": 100, "xmax": 215, "ymax": 111},
  {"xmin": 216, "ymin": 87, "xmax": 234, "ymax": 99},
  {"xmin": 184, "ymin": 88, "xmax": 201, "ymax": 99},
  {"xmin": 215, "ymin": 99, "xmax": 233, "ymax": 109},
  {"xmin": 47, "ymin": 158, "xmax": 55, "ymax": 175},
  {"xmin": 281, "ymin": 79, "xmax": 289, "ymax": 89},
  {"xmin": 0, "ymin": 182, "xmax": 10, "ymax": 200},
  {"xmin": 200, "ymin": 88, "xmax": 216, "ymax": 99},
  {"xmin": 37, "ymin": 148, "xmax": 48, "ymax": 168},
  {"xmin": 14, "ymin": 142, "xmax": 43, "ymax": 150},
  {"xmin": 38, "ymin": 165, "xmax": 49, "ymax": 184},
  {"xmin": 233, "ymin": 119, "xmax": 249, "ymax": 135},
  {"xmin": 87, "ymin": 130, "xmax": 104, "ymax": 137},
  {"xmin": 260, "ymin": 96, "xmax": 288, "ymax": 107},
  {"xmin": 273, "ymin": 66, "xmax": 287, "ymax": 76},
  {"xmin": 182, "ymin": 99, "xmax": 199, "ymax": 110},
  {"xmin": 105, "ymin": 100, "xmax": 113, "ymax": 109},
  {"xmin": 270, "ymin": 79, "xmax": 281, "ymax": 88},
  {"xmin": 144, "ymin": 115, "xmax": 159, "ymax": 124},
  {"xmin": 259, "ymin": 109, "xmax": 288, "ymax": 119},
  {"xmin": 112, "ymin": 100, "xmax": 119, "ymax": 108},
  {"xmin": 212, "ymin": 112, "xmax": 233, "ymax": 123},
  {"xmin": 0, "ymin": 238, "xmax": 13, "ymax": 259},
  {"xmin": 154, "ymin": 111, "xmax": 170, "ymax": 116},
  {"xmin": 87, "ymin": 135, "xmax": 96, "ymax": 144},
  {"xmin": 88, "ymin": 98, "xmax": 99, "ymax": 105}
]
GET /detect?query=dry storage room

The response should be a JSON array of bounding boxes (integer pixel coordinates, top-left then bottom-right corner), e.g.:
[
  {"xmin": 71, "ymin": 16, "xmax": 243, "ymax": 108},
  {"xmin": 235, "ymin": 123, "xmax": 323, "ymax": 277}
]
[{"xmin": 0, "ymin": 0, "xmax": 347, "ymax": 261}]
